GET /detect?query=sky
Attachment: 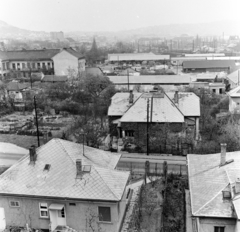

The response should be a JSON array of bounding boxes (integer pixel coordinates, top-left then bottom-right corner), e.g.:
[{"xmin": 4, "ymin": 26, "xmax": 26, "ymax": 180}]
[{"xmin": 0, "ymin": 0, "xmax": 240, "ymax": 32}]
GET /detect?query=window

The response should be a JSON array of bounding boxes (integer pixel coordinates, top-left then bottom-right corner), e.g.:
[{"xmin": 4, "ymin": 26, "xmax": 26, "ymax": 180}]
[
  {"xmin": 27, "ymin": 63, "xmax": 30, "ymax": 68},
  {"xmin": 39, "ymin": 203, "xmax": 49, "ymax": 218},
  {"xmin": 69, "ymin": 203, "xmax": 76, "ymax": 206},
  {"xmin": 17, "ymin": 63, "xmax": 20, "ymax": 70},
  {"xmin": 2, "ymin": 63, "xmax": 6, "ymax": 71},
  {"xmin": 37, "ymin": 63, "xmax": 41, "ymax": 68},
  {"xmin": 222, "ymin": 191, "xmax": 231, "ymax": 199},
  {"xmin": 98, "ymin": 207, "xmax": 111, "ymax": 222},
  {"xmin": 212, "ymin": 89, "xmax": 216, "ymax": 93},
  {"xmin": 125, "ymin": 130, "xmax": 134, "ymax": 137},
  {"xmin": 22, "ymin": 63, "xmax": 25, "ymax": 69},
  {"xmin": 214, "ymin": 227, "xmax": 225, "ymax": 232},
  {"xmin": 219, "ymin": 88, "xmax": 223, "ymax": 94},
  {"xmin": 9, "ymin": 201, "xmax": 20, "ymax": 207},
  {"xmin": 32, "ymin": 63, "xmax": 36, "ymax": 69},
  {"xmin": 57, "ymin": 208, "xmax": 65, "ymax": 218},
  {"xmin": 12, "ymin": 63, "xmax": 16, "ymax": 70}
]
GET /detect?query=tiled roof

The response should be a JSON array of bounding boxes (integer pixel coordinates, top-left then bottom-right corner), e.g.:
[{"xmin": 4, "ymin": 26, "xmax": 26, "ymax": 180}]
[
  {"xmin": 84, "ymin": 67, "xmax": 103, "ymax": 76},
  {"xmin": 59, "ymin": 48, "xmax": 84, "ymax": 59},
  {"xmin": 41, "ymin": 75, "xmax": 68, "ymax": 82},
  {"xmin": 108, "ymin": 75, "xmax": 193, "ymax": 85},
  {"xmin": 0, "ymin": 49, "xmax": 60, "ymax": 61},
  {"xmin": 183, "ymin": 60, "xmax": 236, "ymax": 69},
  {"xmin": 188, "ymin": 152, "xmax": 240, "ymax": 218},
  {"xmin": 166, "ymin": 92, "xmax": 200, "ymax": 117},
  {"xmin": 0, "ymin": 139, "xmax": 129, "ymax": 201},
  {"xmin": 108, "ymin": 92, "xmax": 142, "ymax": 116},
  {"xmin": 227, "ymin": 86, "xmax": 240, "ymax": 97},
  {"xmin": 120, "ymin": 92, "xmax": 184, "ymax": 123}
]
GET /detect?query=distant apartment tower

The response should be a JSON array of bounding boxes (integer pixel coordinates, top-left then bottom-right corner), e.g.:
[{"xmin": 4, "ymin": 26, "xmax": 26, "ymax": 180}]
[{"xmin": 50, "ymin": 31, "xmax": 64, "ymax": 40}]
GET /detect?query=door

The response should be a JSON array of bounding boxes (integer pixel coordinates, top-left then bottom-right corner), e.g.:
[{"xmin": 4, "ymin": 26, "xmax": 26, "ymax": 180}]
[
  {"xmin": 49, "ymin": 204, "xmax": 66, "ymax": 231},
  {"xmin": 0, "ymin": 207, "xmax": 6, "ymax": 231}
]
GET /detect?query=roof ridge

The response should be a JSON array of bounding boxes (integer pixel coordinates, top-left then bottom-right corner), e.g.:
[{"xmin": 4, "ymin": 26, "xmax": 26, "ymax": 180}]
[
  {"xmin": 94, "ymin": 166, "xmax": 119, "ymax": 200},
  {"xmin": 194, "ymin": 183, "xmax": 229, "ymax": 215},
  {"xmin": 164, "ymin": 92, "xmax": 185, "ymax": 117},
  {"xmin": 56, "ymin": 139, "xmax": 76, "ymax": 165}
]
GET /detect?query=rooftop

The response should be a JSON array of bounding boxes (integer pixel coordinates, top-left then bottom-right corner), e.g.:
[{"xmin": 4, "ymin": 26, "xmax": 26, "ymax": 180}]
[
  {"xmin": 183, "ymin": 60, "xmax": 237, "ymax": 69},
  {"xmin": 0, "ymin": 139, "xmax": 129, "ymax": 201},
  {"xmin": 120, "ymin": 92, "xmax": 185, "ymax": 123},
  {"xmin": 108, "ymin": 92, "xmax": 142, "ymax": 116},
  {"xmin": 108, "ymin": 53, "xmax": 170, "ymax": 61},
  {"xmin": 188, "ymin": 151, "xmax": 240, "ymax": 218},
  {"xmin": 227, "ymin": 86, "xmax": 240, "ymax": 97}
]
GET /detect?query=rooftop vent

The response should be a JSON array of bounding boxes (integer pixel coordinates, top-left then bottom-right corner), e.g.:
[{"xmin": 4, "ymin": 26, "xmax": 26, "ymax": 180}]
[{"xmin": 220, "ymin": 143, "xmax": 234, "ymax": 166}]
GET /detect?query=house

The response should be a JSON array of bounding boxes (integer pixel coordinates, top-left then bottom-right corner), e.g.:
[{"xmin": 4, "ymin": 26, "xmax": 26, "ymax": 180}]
[
  {"xmin": 183, "ymin": 60, "xmax": 238, "ymax": 73},
  {"xmin": 227, "ymin": 69, "xmax": 240, "ymax": 89},
  {"xmin": 51, "ymin": 48, "xmax": 85, "ymax": 76},
  {"xmin": 187, "ymin": 143, "xmax": 240, "ymax": 232},
  {"xmin": 0, "ymin": 48, "xmax": 85, "ymax": 78},
  {"xmin": 108, "ymin": 89, "xmax": 200, "ymax": 142},
  {"xmin": 227, "ymin": 86, "xmax": 240, "ymax": 113},
  {"xmin": 0, "ymin": 138, "xmax": 130, "ymax": 232},
  {"xmin": 209, "ymin": 82, "xmax": 226, "ymax": 94}
]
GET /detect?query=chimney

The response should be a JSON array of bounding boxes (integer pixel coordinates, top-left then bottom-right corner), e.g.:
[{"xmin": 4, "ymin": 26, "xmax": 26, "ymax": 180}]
[
  {"xmin": 129, "ymin": 90, "xmax": 134, "ymax": 104},
  {"xmin": 174, "ymin": 91, "xmax": 179, "ymax": 104},
  {"xmin": 220, "ymin": 143, "xmax": 227, "ymax": 166},
  {"xmin": 235, "ymin": 178, "xmax": 240, "ymax": 194},
  {"xmin": 76, "ymin": 159, "xmax": 82, "ymax": 176},
  {"xmin": 29, "ymin": 145, "xmax": 36, "ymax": 163}
]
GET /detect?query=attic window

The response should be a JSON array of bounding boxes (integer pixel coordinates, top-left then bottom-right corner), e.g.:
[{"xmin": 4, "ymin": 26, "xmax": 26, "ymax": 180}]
[
  {"xmin": 43, "ymin": 164, "xmax": 51, "ymax": 171},
  {"xmin": 83, "ymin": 165, "xmax": 91, "ymax": 172},
  {"xmin": 222, "ymin": 191, "xmax": 231, "ymax": 199}
]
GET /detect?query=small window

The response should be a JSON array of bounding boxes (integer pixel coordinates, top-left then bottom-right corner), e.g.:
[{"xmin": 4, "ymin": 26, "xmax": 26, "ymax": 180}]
[
  {"xmin": 22, "ymin": 63, "xmax": 25, "ymax": 69},
  {"xmin": 39, "ymin": 203, "xmax": 49, "ymax": 218},
  {"xmin": 125, "ymin": 130, "xmax": 134, "ymax": 137},
  {"xmin": 214, "ymin": 226, "xmax": 225, "ymax": 232},
  {"xmin": 222, "ymin": 191, "xmax": 231, "ymax": 199},
  {"xmin": 212, "ymin": 89, "xmax": 216, "ymax": 93},
  {"xmin": 58, "ymin": 208, "xmax": 65, "ymax": 218},
  {"xmin": 32, "ymin": 63, "xmax": 36, "ymax": 69},
  {"xmin": 98, "ymin": 207, "xmax": 111, "ymax": 222},
  {"xmin": 9, "ymin": 201, "xmax": 20, "ymax": 207},
  {"xmin": 69, "ymin": 203, "xmax": 76, "ymax": 206}
]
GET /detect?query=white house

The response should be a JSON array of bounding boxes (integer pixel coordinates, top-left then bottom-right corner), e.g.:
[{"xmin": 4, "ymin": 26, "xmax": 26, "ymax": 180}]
[
  {"xmin": 227, "ymin": 86, "xmax": 240, "ymax": 113},
  {"xmin": 0, "ymin": 139, "xmax": 130, "ymax": 232},
  {"xmin": 188, "ymin": 144, "xmax": 240, "ymax": 232}
]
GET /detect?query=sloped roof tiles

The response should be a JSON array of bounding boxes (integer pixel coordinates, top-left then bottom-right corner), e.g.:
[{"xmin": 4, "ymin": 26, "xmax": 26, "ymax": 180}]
[{"xmin": 0, "ymin": 139, "xmax": 129, "ymax": 201}]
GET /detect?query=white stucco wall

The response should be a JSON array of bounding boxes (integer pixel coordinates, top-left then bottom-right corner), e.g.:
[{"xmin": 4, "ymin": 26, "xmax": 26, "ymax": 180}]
[
  {"xmin": 199, "ymin": 218, "xmax": 236, "ymax": 232},
  {"xmin": 229, "ymin": 97, "xmax": 240, "ymax": 113},
  {"xmin": 52, "ymin": 50, "xmax": 79, "ymax": 76},
  {"xmin": 0, "ymin": 193, "xmax": 129, "ymax": 232}
]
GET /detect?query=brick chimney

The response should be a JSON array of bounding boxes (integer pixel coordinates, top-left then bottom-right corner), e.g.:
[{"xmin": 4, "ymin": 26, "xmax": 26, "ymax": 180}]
[
  {"xmin": 129, "ymin": 90, "xmax": 134, "ymax": 104},
  {"xmin": 220, "ymin": 143, "xmax": 227, "ymax": 166},
  {"xmin": 76, "ymin": 159, "xmax": 82, "ymax": 176},
  {"xmin": 29, "ymin": 145, "xmax": 37, "ymax": 163},
  {"xmin": 174, "ymin": 91, "xmax": 179, "ymax": 104}
]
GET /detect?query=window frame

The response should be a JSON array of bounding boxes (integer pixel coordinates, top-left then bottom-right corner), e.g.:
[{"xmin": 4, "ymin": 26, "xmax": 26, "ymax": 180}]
[
  {"xmin": 9, "ymin": 201, "xmax": 20, "ymax": 208},
  {"xmin": 57, "ymin": 207, "xmax": 65, "ymax": 218},
  {"xmin": 98, "ymin": 206, "xmax": 111, "ymax": 223},
  {"xmin": 214, "ymin": 226, "xmax": 225, "ymax": 232},
  {"xmin": 39, "ymin": 202, "xmax": 49, "ymax": 218}
]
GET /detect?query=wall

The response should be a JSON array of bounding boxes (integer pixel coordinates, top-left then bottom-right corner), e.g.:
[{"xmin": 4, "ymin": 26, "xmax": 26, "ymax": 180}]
[
  {"xmin": 198, "ymin": 217, "xmax": 236, "ymax": 232},
  {"xmin": 52, "ymin": 50, "xmax": 78, "ymax": 76},
  {"xmin": 0, "ymin": 196, "xmax": 126, "ymax": 232},
  {"xmin": 229, "ymin": 97, "xmax": 240, "ymax": 113}
]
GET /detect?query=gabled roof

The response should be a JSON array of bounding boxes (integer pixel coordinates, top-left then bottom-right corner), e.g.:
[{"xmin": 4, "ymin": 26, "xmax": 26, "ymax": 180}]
[
  {"xmin": 58, "ymin": 48, "xmax": 84, "ymax": 59},
  {"xmin": 188, "ymin": 152, "xmax": 240, "ymax": 218},
  {"xmin": 0, "ymin": 49, "xmax": 60, "ymax": 61},
  {"xmin": 108, "ymin": 92, "xmax": 142, "ymax": 116},
  {"xmin": 7, "ymin": 82, "xmax": 29, "ymax": 91},
  {"xmin": 227, "ymin": 69, "xmax": 240, "ymax": 85},
  {"xmin": 166, "ymin": 92, "xmax": 200, "ymax": 117},
  {"xmin": 120, "ymin": 92, "xmax": 185, "ymax": 123},
  {"xmin": 183, "ymin": 60, "xmax": 236, "ymax": 69},
  {"xmin": 227, "ymin": 86, "xmax": 240, "ymax": 97},
  {"xmin": 0, "ymin": 139, "xmax": 129, "ymax": 201}
]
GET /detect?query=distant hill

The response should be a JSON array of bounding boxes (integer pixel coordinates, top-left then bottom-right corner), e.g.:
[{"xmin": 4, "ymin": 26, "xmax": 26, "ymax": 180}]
[{"xmin": 0, "ymin": 20, "xmax": 48, "ymax": 38}]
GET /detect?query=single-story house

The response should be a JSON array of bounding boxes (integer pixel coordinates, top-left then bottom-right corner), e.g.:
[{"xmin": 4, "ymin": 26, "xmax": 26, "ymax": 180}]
[
  {"xmin": 188, "ymin": 143, "xmax": 240, "ymax": 231},
  {"xmin": 108, "ymin": 89, "xmax": 200, "ymax": 142},
  {"xmin": 227, "ymin": 86, "xmax": 240, "ymax": 113},
  {"xmin": 0, "ymin": 138, "xmax": 130, "ymax": 232}
]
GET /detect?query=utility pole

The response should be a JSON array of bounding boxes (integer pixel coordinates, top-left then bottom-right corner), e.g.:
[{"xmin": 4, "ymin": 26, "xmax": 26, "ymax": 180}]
[
  {"xmin": 127, "ymin": 68, "xmax": 129, "ymax": 91},
  {"xmin": 33, "ymin": 96, "xmax": 40, "ymax": 147},
  {"xmin": 147, "ymin": 98, "xmax": 149, "ymax": 156}
]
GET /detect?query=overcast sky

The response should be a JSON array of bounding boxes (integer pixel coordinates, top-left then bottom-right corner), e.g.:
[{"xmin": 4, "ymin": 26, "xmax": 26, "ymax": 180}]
[{"xmin": 1, "ymin": 0, "xmax": 240, "ymax": 32}]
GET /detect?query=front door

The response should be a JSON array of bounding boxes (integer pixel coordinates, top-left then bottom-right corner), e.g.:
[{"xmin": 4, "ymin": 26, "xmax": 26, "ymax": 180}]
[
  {"xmin": 0, "ymin": 207, "xmax": 6, "ymax": 231},
  {"xmin": 49, "ymin": 204, "xmax": 66, "ymax": 231}
]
